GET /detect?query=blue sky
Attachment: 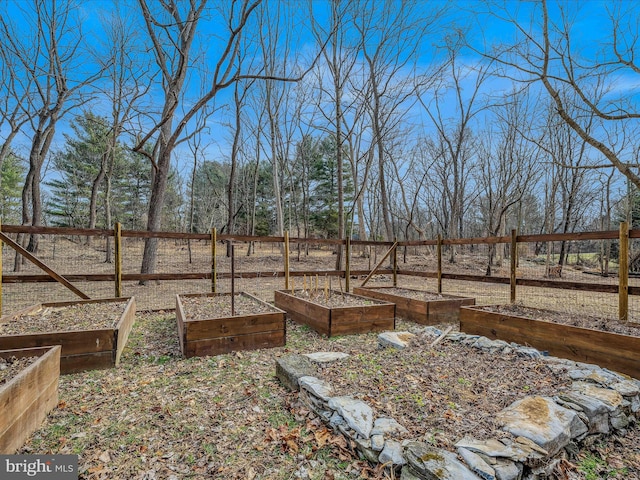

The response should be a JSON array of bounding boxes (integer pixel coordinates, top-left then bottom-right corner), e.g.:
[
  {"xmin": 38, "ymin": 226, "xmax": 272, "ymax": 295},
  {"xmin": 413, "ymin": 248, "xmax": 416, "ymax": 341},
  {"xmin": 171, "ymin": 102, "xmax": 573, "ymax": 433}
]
[{"xmin": 1, "ymin": 0, "xmax": 638, "ymax": 194}]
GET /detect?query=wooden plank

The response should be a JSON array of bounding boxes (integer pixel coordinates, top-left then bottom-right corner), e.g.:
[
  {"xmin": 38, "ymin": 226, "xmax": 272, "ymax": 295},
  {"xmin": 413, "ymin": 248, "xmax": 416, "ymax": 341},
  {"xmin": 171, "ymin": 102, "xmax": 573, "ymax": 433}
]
[
  {"xmin": 114, "ymin": 222, "xmax": 122, "ymax": 297},
  {"xmin": 516, "ymin": 278, "xmax": 619, "ymax": 293},
  {"xmin": 176, "ymin": 295, "xmax": 186, "ymax": 355},
  {"xmin": 274, "ymin": 290, "xmax": 331, "ymax": 336},
  {"xmin": 114, "ymin": 297, "xmax": 136, "ymax": 366},
  {"xmin": 212, "ymin": 228, "xmax": 217, "ymax": 293},
  {"xmin": 0, "ymin": 378, "xmax": 59, "ymax": 454},
  {"xmin": 428, "ymin": 297, "xmax": 475, "ymax": 323},
  {"xmin": 60, "ymin": 351, "xmax": 114, "ymax": 374},
  {"xmin": 510, "ymin": 229, "xmax": 517, "ymax": 303},
  {"xmin": 0, "ymin": 346, "xmax": 60, "ymax": 435},
  {"xmin": 0, "ymin": 329, "xmax": 114, "ymax": 356},
  {"xmin": 330, "ymin": 304, "xmax": 395, "ymax": 336},
  {"xmin": 437, "ymin": 234, "xmax": 442, "ymax": 293},
  {"xmin": 0, "ymin": 223, "xmax": 3, "ymax": 316},
  {"xmin": 284, "ymin": 231, "xmax": 290, "ymax": 290},
  {"xmin": 184, "ymin": 313, "xmax": 285, "ymax": 341},
  {"xmin": 0, "ymin": 345, "xmax": 60, "ymax": 453},
  {"xmin": 0, "ymin": 225, "xmax": 113, "ymax": 237},
  {"xmin": 619, "ymin": 222, "xmax": 629, "ymax": 321},
  {"xmin": 184, "ymin": 330, "xmax": 285, "ymax": 358},
  {"xmin": 460, "ymin": 306, "xmax": 640, "ymax": 378},
  {"xmin": 442, "ymin": 273, "xmax": 511, "ymax": 284},
  {"xmin": 0, "ymin": 231, "xmax": 90, "ymax": 299},
  {"xmin": 517, "ymin": 230, "xmax": 619, "ymax": 242},
  {"xmin": 360, "ymin": 242, "xmax": 398, "ymax": 287}
]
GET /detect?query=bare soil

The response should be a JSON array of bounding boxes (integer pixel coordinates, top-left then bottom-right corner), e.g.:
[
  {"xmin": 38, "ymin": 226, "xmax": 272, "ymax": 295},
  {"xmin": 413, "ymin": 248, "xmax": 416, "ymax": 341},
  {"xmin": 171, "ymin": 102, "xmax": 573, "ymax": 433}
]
[
  {"xmin": 16, "ymin": 313, "xmax": 640, "ymax": 480},
  {"xmin": 0, "ymin": 355, "xmax": 37, "ymax": 385},
  {"xmin": 289, "ymin": 290, "xmax": 388, "ymax": 308},
  {"xmin": 0, "ymin": 302, "xmax": 129, "ymax": 335},
  {"xmin": 366, "ymin": 287, "xmax": 462, "ymax": 301},
  {"xmin": 481, "ymin": 304, "xmax": 640, "ymax": 337},
  {"xmin": 319, "ymin": 330, "xmax": 572, "ymax": 444},
  {"xmin": 179, "ymin": 294, "xmax": 276, "ymax": 320}
]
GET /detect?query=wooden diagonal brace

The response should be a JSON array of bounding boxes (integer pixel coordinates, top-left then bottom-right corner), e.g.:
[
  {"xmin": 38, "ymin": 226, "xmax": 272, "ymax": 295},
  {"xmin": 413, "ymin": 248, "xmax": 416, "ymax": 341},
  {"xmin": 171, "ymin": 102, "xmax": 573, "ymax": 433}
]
[
  {"xmin": 0, "ymin": 231, "xmax": 90, "ymax": 300},
  {"xmin": 360, "ymin": 241, "xmax": 398, "ymax": 287}
]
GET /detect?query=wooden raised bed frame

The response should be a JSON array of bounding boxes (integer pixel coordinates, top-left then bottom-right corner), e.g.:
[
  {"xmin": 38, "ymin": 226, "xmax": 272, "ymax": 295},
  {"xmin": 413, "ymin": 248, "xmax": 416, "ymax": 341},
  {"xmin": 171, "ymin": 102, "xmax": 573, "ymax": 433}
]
[
  {"xmin": 176, "ymin": 292, "xmax": 286, "ymax": 358},
  {"xmin": 274, "ymin": 289, "xmax": 396, "ymax": 337},
  {"xmin": 460, "ymin": 305, "xmax": 640, "ymax": 379},
  {"xmin": 0, "ymin": 345, "xmax": 61, "ymax": 453},
  {"xmin": 0, "ymin": 297, "xmax": 136, "ymax": 374},
  {"xmin": 353, "ymin": 286, "xmax": 475, "ymax": 325}
]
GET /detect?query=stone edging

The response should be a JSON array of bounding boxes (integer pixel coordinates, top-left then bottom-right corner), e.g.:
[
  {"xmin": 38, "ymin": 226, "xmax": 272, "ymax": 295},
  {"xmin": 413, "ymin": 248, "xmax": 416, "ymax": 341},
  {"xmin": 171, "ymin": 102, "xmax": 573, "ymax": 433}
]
[{"xmin": 275, "ymin": 327, "xmax": 640, "ymax": 480}]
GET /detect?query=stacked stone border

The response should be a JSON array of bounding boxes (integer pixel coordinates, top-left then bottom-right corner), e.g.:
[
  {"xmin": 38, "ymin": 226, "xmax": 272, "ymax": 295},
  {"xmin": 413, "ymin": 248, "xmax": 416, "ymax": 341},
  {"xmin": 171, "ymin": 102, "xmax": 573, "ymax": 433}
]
[{"xmin": 276, "ymin": 328, "xmax": 640, "ymax": 480}]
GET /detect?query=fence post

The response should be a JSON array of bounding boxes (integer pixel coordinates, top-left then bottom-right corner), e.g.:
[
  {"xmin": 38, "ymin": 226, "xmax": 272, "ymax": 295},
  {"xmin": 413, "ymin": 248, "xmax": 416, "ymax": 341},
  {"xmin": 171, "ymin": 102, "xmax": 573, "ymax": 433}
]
[
  {"xmin": 345, "ymin": 237, "xmax": 351, "ymax": 293},
  {"xmin": 619, "ymin": 221, "xmax": 629, "ymax": 322},
  {"xmin": 0, "ymin": 222, "xmax": 3, "ymax": 316},
  {"xmin": 510, "ymin": 229, "xmax": 517, "ymax": 304},
  {"xmin": 211, "ymin": 228, "xmax": 217, "ymax": 293},
  {"xmin": 284, "ymin": 231, "xmax": 290, "ymax": 290},
  {"xmin": 114, "ymin": 222, "xmax": 122, "ymax": 298},
  {"xmin": 437, "ymin": 234, "xmax": 442, "ymax": 294},
  {"xmin": 393, "ymin": 237, "xmax": 398, "ymax": 287}
]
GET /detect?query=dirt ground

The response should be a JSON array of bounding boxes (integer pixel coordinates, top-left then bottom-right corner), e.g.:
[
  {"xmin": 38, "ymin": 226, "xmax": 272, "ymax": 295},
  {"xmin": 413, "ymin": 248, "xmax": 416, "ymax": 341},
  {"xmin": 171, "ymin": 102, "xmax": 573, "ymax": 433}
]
[{"xmin": 14, "ymin": 312, "xmax": 640, "ymax": 480}]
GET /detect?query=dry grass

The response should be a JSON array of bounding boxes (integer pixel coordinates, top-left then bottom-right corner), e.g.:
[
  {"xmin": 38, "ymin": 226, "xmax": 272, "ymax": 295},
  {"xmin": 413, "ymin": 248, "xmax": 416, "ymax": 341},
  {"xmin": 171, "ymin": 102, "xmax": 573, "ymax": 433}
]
[{"xmin": 14, "ymin": 311, "xmax": 640, "ymax": 480}]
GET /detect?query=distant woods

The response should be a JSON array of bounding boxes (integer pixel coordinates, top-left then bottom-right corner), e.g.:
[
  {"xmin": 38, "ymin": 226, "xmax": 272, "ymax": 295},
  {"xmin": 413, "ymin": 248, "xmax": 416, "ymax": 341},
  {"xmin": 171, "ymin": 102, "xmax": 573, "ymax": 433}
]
[{"xmin": 1, "ymin": 0, "xmax": 640, "ymax": 276}]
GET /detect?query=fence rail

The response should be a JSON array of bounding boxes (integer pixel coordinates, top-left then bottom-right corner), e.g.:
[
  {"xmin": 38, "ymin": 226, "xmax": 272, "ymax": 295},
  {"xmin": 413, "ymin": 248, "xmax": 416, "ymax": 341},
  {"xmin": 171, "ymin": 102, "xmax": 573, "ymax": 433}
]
[{"xmin": 1, "ymin": 222, "xmax": 638, "ymax": 320}]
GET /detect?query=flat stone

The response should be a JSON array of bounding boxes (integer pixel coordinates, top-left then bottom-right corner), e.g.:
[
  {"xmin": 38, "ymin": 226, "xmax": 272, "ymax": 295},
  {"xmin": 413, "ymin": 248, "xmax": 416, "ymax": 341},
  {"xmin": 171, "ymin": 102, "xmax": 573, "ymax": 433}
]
[
  {"xmin": 454, "ymin": 437, "xmax": 545, "ymax": 464},
  {"xmin": 515, "ymin": 347, "xmax": 543, "ymax": 359},
  {"xmin": 371, "ymin": 417, "xmax": 409, "ymax": 437},
  {"xmin": 610, "ymin": 380, "xmax": 640, "ymax": 398},
  {"xmin": 303, "ymin": 352, "xmax": 350, "ymax": 363},
  {"xmin": 404, "ymin": 441, "xmax": 481, "ymax": 479},
  {"xmin": 400, "ymin": 466, "xmax": 423, "ymax": 480},
  {"xmin": 420, "ymin": 326, "xmax": 442, "ymax": 337},
  {"xmin": 327, "ymin": 396, "xmax": 374, "ymax": 438},
  {"xmin": 496, "ymin": 396, "xmax": 587, "ymax": 456},
  {"xmin": 493, "ymin": 459, "xmax": 522, "ymax": 480},
  {"xmin": 298, "ymin": 376, "xmax": 333, "ymax": 401},
  {"xmin": 557, "ymin": 391, "xmax": 612, "ymax": 434},
  {"xmin": 379, "ymin": 331, "xmax": 416, "ymax": 350},
  {"xmin": 457, "ymin": 447, "xmax": 496, "ymax": 480},
  {"xmin": 567, "ymin": 368, "xmax": 620, "ymax": 386},
  {"xmin": 571, "ymin": 382, "xmax": 625, "ymax": 412},
  {"xmin": 471, "ymin": 337, "xmax": 511, "ymax": 353},
  {"xmin": 276, "ymin": 355, "xmax": 317, "ymax": 391},
  {"xmin": 355, "ymin": 438, "xmax": 379, "ymax": 463},
  {"xmin": 371, "ymin": 434, "xmax": 385, "ymax": 451},
  {"xmin": 379, "ymin": 440, "xmax": 405, "ymax": 466}
]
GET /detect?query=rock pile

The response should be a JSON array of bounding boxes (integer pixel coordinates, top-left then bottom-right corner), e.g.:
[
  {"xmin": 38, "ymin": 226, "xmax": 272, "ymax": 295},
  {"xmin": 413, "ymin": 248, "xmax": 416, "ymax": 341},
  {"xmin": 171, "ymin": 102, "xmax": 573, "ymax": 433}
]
[{"xmin": 275, "ymin": 327, "xmax": 640, "ymax": 479}]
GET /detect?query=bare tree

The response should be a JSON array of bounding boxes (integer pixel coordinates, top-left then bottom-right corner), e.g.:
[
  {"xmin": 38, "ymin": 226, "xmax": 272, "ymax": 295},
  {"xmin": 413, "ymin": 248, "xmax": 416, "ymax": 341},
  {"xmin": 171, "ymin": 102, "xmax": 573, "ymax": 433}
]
[
  {"xmin": 484, "ymin": 0, "xmax": 640, "ymax": 188},
  {"xmin": 0, "ymin": 0, "xmax": 103, "ymax": 261},
  {"xmin": 476, "ymin": 91, "xmax": 542, "ymax": 275},
  {"xmin": 352, "ymin": 0, "xmax": 448, "ymax": 241},
  {"xmin": 418, "ymin": 45, "xmax": 490, "ymax": 259}
]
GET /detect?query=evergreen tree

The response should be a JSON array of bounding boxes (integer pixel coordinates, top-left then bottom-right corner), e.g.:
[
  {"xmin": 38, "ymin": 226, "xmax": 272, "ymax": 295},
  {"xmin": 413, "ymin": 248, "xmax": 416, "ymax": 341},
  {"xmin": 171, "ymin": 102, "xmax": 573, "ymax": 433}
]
[
  {"xmin": 45, "ymin": 113, "xmax": 111, "ymax": 227},
  {"xmin": 1, "ymin": 153, "xmax": 25, "ymax": 224},
  {"xmin": 308, "ymin": 136, "xmax": 354, "ymax": 238}
]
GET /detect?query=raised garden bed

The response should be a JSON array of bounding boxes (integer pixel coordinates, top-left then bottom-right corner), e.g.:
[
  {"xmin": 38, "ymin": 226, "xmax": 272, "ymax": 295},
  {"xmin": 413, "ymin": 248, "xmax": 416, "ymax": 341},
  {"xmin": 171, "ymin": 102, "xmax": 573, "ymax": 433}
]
[
  {"xmin": 274, "ymin": 289, "xmax": 395, "ymax": 337},
  {"xmin": 0, "ymin": 345, "xmax": 61, "ymax": 453},
  {"xmin": 176, "ymin": 292, "xmax": 286, "ymax": 358},
  {"xmin": 460, "ymin": 304, "xmax": 640, "ymax": 379},
  {"xmin": 0, "ymin": 297, "xmax": 136, "ymax": 374},
  {"xmin": 353, "ymin": 286, "xmax": 475, "ymax": 324}
]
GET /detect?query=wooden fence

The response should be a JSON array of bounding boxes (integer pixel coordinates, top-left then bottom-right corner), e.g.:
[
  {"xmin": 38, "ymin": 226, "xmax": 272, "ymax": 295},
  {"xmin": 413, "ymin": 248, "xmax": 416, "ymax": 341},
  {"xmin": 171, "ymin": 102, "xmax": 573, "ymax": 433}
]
[{"xmin": 0, "ymin": 222, "xmax": 638, "ymax": 319}]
